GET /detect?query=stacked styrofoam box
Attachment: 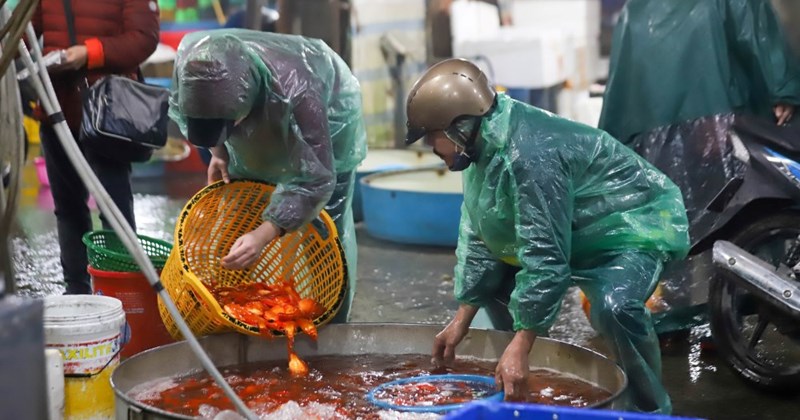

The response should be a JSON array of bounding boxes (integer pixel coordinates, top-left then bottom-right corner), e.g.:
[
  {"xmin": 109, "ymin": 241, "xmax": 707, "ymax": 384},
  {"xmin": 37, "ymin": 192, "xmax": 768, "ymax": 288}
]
[
  {"xmin": 573, "ymin": 94, "xmax": 604, "ymax": 128},
  {"xmin": 512, "ymin": 0, "xmax": 601, "ymax": 89},
  {"xmin": 450, "ymin": 0, "xmax": 501, "ymax": 42},
  {"xmin": 511, "ymin": 0, "xmax": 602, "ymax": 122},
  {"xmin": 513, "ymin": 0, "xmax": 601, "ymax": 38},
  {"xmin": 351, "ymin": 0, "xmax": 426, "ymax": 148},
  {"xmin": 454, "ymin": 26, "xmax": 569, "ymax": 89}
]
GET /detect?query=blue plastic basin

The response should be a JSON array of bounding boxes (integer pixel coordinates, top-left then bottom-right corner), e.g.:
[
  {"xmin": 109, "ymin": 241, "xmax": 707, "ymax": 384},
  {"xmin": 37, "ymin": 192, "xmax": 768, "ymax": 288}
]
[
  {"xmin": 366, "ymin": 374, "xmax": 503, "ymax": 413},
  {"xmin": 353, "ymin": 149, "xmax": 442, "ymax": 222},
  {"xmin": 445, "ymin": 401, "xmax": 706, "ymax": 420},
  {"xmin": 361, "ymin": 167, "xmax": 462, "ymax": 247},
  {"xmin": 144, "ymin": 78, "xmax": 172, "ymax": 89}
]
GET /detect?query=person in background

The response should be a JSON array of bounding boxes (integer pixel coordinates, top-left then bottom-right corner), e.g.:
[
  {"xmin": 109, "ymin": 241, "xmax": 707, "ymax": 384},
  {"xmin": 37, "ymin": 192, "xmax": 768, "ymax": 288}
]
[
  {"xmin": 406, "ymin": 59, "xmax": 689, "ymax": 413},
  {"xmin": 169, "ymin": 30, "xmax": 366, "ymax": 323},
  {"xmin": 33, "ymin": 0, "xmax": 159, "ymax": 294},
  {"xmin": 600, "ymin": 0, "xmax": 800, "ymax": 145},
  {"xmin": 598, "ymin": 0, "xmax": 800, "ymax": 305}
]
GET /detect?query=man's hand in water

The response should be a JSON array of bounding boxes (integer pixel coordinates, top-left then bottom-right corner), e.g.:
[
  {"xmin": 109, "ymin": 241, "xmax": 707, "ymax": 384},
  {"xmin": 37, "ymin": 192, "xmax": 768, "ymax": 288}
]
[
  {"xmin": 222, "ymin": 222, "xmax": 281, "ymax": 270},
  {"xmin": 496, "ymin": 329, "xmax": 535, "ymax": 402},
  {"xmin": 432, "ymin": 304, "xmax": 479, "ymax": 367},
  {"xmin": 207, "ymin": 146, "xmax": 230, "ymax": 185},
  {"xmin": 774, "ymin": 103, "xmax": 795, "ymax": 126}
]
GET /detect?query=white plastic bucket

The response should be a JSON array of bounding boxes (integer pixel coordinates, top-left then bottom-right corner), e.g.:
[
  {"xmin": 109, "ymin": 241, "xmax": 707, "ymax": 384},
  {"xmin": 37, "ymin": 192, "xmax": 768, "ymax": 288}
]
[
  {"xmin": 43, "ymin": 295, "xmax": 127, "ymax": 420},
  {"xmin": 45, "ymin": 348, "xmax": 65, "ymax": 420}
]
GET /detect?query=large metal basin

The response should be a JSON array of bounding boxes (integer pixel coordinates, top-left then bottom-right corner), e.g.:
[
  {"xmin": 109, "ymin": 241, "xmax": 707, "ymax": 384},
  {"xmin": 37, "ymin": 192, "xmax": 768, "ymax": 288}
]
[{"xmin": 112, "ymin": 323, "xmax": 626, "ymax": 419}]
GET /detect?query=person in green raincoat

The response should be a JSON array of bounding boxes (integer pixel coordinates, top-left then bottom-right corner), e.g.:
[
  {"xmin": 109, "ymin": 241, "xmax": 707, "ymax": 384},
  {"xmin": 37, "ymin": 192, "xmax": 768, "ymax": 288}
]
[
  {"xmin": 599, "ymin": 0, "xmax": 800, "ymax": 145},
  {"xmin": 169, "ymin": 30, "xmax": 367, "ymax": 322},
  {"xmin": 406, "ymin": 59, "xmax": 690, "ymax": 413}
]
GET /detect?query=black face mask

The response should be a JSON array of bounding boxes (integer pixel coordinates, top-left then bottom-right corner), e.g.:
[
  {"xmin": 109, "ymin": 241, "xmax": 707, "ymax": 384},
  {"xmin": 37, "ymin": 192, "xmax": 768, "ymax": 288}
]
[
  {"xmin": 186, "ymin": 118, "xmax": 236, "ymax": 149},
  {"xmin": 448, "ymin": 152, "xmax": 473, "ymax": 171},
  {"xmin": 443, "ymin": 117, "xmax": 481, "ymax": 172}
]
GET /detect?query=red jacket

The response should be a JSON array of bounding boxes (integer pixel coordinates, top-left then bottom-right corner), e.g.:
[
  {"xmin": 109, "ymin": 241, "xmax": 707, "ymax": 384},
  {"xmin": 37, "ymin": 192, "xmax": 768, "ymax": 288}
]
[{"xmin": 33, "ymin": 0, "xmax": 160, "ymax": 131}]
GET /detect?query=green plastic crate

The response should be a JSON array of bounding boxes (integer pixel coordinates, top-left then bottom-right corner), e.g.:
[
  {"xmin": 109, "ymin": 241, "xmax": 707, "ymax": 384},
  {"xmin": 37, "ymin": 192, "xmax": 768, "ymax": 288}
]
[{"xmin": 83, "ymin": 230, "xmax": 172, "ymax": 272}]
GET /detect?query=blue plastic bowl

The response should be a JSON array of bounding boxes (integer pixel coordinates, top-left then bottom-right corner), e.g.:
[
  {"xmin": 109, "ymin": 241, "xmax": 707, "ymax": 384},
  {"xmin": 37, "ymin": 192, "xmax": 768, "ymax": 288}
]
[
  {"xmin": 366, "ymin": 374, "xmax": 504, "ymax": 413},
  {"xmin": 353, "ymin": 149, "xmax": 442, "ymax": 222},
  {"xmin": 361, "ymin": 167, "xmax": 463, "ymax": 247}
]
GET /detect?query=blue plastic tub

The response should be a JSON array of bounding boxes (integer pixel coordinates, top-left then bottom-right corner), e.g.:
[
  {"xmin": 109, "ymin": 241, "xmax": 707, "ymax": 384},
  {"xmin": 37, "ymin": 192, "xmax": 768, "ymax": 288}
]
[
  {"xmin": 361, "ymin": 167, "xmax": 462, "ymax": 247},
  {"xmin": 503, "ymin": 85, "xmax": 562, "ymax": 113},
  {"xmin": 160, "ymin": 20, "xmax": 222, "ymax": 32},
  {"xmin": 353, "ymin": 149, "xmax": 442, "ymax": 222},
  {"xmin": 366, "ymin": 374, "xmax": 503, "ymax": 413},
  {"xmin": 446, "ymin": 401, "xmax": 706, "ymax": 420},
  {"xmin": 144, "ymin": 78, "xmax": 172, "ymax": 89}
]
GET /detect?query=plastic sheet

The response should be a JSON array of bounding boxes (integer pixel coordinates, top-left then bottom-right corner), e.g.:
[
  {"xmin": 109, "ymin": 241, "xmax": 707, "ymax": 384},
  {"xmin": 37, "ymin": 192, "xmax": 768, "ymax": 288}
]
[
  {"xmin": 626, "ymin": 114, "xmax": 747, "ymax": 243},
  {"xmin": 169, "ymin": 30, "xmax": 366, "ymax": 320},
  {"xmin": 454, "ymin": 93, "xmax": 690, "ymax": 334},
  {"xmin": 599, "ymin": 0, "xmax": 800, "ymax": 144},
  {"xmin": 451, "ymin": 94, "xmax": 688, "ymax": 413}
]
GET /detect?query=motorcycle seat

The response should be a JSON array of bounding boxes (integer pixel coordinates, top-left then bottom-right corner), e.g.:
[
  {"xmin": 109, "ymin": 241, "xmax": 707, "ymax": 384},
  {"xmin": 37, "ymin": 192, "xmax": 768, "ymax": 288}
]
[{"xmin": 734, "ymin": 114, "xmax": 800, "ymax": 157}]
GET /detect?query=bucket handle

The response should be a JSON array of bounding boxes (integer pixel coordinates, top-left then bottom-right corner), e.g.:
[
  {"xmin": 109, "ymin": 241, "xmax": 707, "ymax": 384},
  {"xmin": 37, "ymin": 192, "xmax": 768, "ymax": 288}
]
[{"xmin": 64, "ymin": 320, "xmax": 130, "ymax": 379}]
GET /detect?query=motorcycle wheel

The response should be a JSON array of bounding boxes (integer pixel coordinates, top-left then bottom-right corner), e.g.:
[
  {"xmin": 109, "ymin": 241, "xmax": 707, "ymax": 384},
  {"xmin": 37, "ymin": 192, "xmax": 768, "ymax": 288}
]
[{"xmin": 709, "ymin": 210, "xmax": 800, "ymax": 393}]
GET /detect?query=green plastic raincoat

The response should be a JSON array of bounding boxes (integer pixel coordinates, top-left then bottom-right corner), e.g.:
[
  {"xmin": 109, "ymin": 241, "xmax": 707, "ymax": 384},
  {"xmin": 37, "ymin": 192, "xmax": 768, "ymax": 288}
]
[
  {"xmin": 455, "ymin": 94, "xmax": 689, "ymax": 413},
  {"xmin": 169, "ymin": 30, "xmax": 367, "ymax": 322},
  {"xmin": 599, "ymin": 0, "xmax": 800, "ymax": 144}
]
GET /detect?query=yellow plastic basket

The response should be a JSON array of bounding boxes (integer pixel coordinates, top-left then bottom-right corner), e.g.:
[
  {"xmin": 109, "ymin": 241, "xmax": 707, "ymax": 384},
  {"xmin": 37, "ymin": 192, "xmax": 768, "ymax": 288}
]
[{"xmin": 158, "ymin": 180, "xmax": 348, "ymax": 339}]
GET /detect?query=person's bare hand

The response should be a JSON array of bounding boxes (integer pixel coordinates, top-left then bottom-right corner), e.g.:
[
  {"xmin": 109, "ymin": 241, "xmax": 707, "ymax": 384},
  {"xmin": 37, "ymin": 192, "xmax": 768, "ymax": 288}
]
[
  {"xmin": 50, "ymin": 46, "xmax": 87, "ymax": 73},
  {"xmin": 495, "ymin": 330, "xmax": 536, "ymax": 401},
  {"xmin": 774, "ymin": 103, "xmax": 795, "ymax": 126},
  {"xmin": 432, "ymin": 304, "xmax": 479, "ymax": 367},
  {"xmin": 221, "ymin": 222, "xmax": 280, "ymax": 270},
  {"xmin": 207, "ymin": 155, "xmax": 230, "ymax": 185}
]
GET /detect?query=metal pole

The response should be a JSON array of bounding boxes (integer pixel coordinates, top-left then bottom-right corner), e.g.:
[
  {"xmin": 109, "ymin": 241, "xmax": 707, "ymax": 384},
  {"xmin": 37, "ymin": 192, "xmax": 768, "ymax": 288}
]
[
  {"xmin": 245, "ymin": 0, "xmax": 263, "ymax": 30},
  {"xmin": 0, "ymin": 3, "xmax": 25, "ymax": 296},
  {"xmin": 17, "ymin": 21, "xmax": 259, "ymax": 420}
]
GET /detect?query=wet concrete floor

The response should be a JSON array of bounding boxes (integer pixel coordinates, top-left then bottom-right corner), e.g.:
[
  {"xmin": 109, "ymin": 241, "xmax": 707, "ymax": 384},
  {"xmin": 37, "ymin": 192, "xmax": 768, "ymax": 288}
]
[{"xmin": 8, "ymin": 154, "xmax": 799, "ymax": 420}]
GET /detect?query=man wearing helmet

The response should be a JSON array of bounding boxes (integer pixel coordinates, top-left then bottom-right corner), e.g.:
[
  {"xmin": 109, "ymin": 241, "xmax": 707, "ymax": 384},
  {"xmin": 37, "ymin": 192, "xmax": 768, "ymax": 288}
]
[{"xmin": 406, "ymin": 58, "xmax": 690, "ymax": 413}]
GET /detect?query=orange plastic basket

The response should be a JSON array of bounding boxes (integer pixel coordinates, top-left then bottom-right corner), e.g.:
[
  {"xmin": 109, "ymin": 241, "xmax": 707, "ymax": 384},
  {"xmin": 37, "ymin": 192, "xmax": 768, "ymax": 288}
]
[{"xmin": 158, "ymin": 180, "xmax": 348, "ymax": 339}]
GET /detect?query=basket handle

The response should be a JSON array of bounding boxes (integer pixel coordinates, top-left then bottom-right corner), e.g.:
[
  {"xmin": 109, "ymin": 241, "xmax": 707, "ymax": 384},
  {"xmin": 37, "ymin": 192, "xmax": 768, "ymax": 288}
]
[{"xmin": 310, "ymin": 210, "xmax": 339, "ymax": 242}]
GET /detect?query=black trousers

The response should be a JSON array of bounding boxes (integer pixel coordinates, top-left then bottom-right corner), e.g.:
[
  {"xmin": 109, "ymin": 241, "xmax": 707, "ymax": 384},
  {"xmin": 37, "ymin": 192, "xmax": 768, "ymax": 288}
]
[{"xmin": 40, "ymin": 124, "xmax": 135, "ymax": 294}]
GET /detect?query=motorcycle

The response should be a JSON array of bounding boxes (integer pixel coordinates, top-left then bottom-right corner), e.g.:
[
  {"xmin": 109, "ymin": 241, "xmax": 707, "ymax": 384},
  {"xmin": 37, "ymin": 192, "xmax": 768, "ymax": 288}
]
[
  {"xmin": 675, "ymin": 114, "xmax": 800, "ymax": 392},
  {"xmin": 574, "ymin": 112, "xmax": 800, "ymax": 391}
]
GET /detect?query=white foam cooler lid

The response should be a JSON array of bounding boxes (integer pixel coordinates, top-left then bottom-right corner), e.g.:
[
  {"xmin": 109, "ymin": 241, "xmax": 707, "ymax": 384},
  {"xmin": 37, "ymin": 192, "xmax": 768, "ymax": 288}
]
[{"xmin": 454, "ymin": 27, "xmax": 571, "ymax": 89}]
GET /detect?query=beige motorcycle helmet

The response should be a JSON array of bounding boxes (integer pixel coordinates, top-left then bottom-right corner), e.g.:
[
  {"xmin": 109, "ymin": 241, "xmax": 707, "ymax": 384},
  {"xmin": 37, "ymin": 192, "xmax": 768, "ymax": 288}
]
[{"xmin": 405, "ymin": 58, "xmax": 496, "ymax": 146}]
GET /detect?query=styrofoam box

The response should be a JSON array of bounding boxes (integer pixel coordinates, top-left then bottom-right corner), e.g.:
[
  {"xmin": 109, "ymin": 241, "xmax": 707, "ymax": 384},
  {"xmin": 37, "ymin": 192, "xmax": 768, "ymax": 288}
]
[
  {"xmin": 512, "ymin": 0, "xmax": 601, "ymax": 38},
  {"xmin": 450, "ymin": 0, "xmax": 501, "ymax": 42},
  {"xmin": 454, "ymin": 27, "xmax": 569, "ymax": 89}
]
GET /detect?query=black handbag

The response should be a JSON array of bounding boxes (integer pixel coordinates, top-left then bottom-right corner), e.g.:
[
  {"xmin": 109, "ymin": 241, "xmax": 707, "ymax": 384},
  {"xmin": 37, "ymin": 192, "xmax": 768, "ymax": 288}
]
[{"xmin": 63, "ymin": 0, "xmax": 169, "ymax": 163}]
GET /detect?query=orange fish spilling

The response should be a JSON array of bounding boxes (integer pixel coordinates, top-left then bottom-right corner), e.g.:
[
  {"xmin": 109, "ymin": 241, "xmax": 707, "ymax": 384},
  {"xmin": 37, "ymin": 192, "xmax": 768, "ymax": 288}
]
[{"xmin": 211, "ymin": 280, "xmax": 325, "ymax": 377}]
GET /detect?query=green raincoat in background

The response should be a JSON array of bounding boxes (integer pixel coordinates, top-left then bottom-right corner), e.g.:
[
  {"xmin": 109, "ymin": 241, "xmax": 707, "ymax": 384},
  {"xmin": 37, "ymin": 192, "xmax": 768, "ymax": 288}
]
[
  {"xmin": 456, "ymin": 94, "xmax": 689, "ymax": 413},
  {"xmin": 599, "ymin": 0, "xmax": 800, "ymax": 144},
  {"xmin": 169, "ymin": 30, "xmax": 367, "ymax": 322}
]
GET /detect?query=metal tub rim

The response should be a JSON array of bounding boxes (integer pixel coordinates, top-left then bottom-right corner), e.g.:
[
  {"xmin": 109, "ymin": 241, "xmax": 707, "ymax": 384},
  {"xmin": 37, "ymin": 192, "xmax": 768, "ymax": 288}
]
[{"xmin": 112, "ymin": 323, "xmax": 626, "ymax": 418}]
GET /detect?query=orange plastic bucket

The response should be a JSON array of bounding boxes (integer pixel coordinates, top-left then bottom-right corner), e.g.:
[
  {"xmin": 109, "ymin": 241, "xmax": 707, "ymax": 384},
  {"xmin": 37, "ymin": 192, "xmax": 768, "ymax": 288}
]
[{"xmin": 89, "ymin": 267, "xmax": 173, "ymax": 358}]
